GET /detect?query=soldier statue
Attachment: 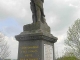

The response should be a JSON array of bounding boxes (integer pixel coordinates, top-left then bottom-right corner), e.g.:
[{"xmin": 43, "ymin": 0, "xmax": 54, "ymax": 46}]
[{"xmin": 30, "ymin": 0, "xmax": 45, "ymax": 23}]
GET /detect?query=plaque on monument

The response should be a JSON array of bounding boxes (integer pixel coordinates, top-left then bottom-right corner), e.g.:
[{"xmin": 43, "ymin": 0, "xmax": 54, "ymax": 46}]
[
  {"xmin": 44, "ymin": 44, "xmax": 53, "ymax": 60},
  {"xmin": 18, "ymin": 40, "xmax": 42, "ymax": 60},
  {"xmin": 15, "ymin": 0, "xmax": 58, "ymax": 60}
]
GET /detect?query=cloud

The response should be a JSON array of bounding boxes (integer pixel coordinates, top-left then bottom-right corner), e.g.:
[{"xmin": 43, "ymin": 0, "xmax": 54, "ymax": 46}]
[
  {"xmin": 69, "ymin": 4, "xmax": 78, "ymax": 8},
  {"xmin": 5, "ymin": 36, "xmax": 18, "ymax": 59},
  {"xmin": 43, "ymin": 0, "xmax": 80, "ymax": 32},
  {"xmin": 0, "ymin": 0, "xmax": 32, "ymax": 24},
  {"xmin": 0, "ymin": 0, "xmax": 29, "ymax": 17},
  {"xmin": 2, "ymin": 26, "xmax": 22, "ymax": 36},
  {"xmin": 0, "ymin": 19, "xmax": 23, "ymax": 37},
  {"xmin": 65, "ymin": 0, "xmax": 80, "ymax": 8},
  {"xmin": 0, "ymin": 0, "xmax": 80, "ymax": 26}
]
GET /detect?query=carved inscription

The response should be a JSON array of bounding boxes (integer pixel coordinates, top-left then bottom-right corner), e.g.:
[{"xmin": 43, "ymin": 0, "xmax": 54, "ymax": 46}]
[
  {"xmin": 44, "ymin": 44, "xmax": 53, "ymax": 60},
  {"xmin": 20, "ymin": 46, "xmax": 39, "ymax": 60}
]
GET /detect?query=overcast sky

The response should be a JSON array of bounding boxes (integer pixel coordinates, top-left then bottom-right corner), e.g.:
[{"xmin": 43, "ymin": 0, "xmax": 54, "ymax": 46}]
[{"xmin": 0, "ymin": 0, "xmax": 80, "ymax": 59}]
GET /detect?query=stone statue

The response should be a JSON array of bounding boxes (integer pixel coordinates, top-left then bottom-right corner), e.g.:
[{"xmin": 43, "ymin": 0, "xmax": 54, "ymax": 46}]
[{"xmin": 30, "ymin": 0, "xmax": 45, "ymax": 23}]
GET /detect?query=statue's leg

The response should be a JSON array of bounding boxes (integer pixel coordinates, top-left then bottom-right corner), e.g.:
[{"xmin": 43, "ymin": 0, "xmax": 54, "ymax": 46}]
[
  {"xmin": 30, "ymin": 1, "xmax": 37, "ymax": 23},
  {"xmin": 35, "ymin": 5, "xmax": 41, "ymax": 22},
  {"xmin": 40, "ymin": 8, "xmax": 45, "ymax": 23},
  {"xmin": 32, "ymin": 14, "xmax": 36, "ymax": 23},
  {"xmin": 41, "ymin": 16, "xmax": 45, "ymax": 23}
]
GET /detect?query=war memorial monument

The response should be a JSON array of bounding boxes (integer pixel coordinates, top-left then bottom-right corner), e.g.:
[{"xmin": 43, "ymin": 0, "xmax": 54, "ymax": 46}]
[{"xmin": 15, "ymin": 0, "xmax": 58, "ymax": 60}]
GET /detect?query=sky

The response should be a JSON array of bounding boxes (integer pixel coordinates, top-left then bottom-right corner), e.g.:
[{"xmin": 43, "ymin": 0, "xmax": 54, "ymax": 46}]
[{"xmin": 0, "ymin": 0, "xmax": 80, "ymax": 59}]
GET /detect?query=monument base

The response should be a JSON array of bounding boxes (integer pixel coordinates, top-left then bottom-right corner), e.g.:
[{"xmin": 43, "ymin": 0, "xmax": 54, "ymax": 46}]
[
  {"xmin": 15, "ymin": 22, "xmax": 58, "ymax": 60},
  {"xmin": 15, "ymin": 34, "xmax": 57, "ymax": 60}
]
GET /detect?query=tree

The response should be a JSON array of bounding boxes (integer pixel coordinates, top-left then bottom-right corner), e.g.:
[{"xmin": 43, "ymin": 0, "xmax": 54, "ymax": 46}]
[
  {"xmin": 65, "ymin": 19, "xmax": 80, "ymax": 59},
  {"xmin": 0, "ymin": 32, "xmax": 10, "ymax": 60},
  {"xmin": 57, "ymin": 56, "xmax": 79, "ymax": 60}
]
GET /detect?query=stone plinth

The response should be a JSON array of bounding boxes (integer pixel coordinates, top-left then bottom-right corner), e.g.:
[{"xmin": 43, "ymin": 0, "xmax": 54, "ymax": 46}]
[{"xmin": 15, "ymin": 22, "xmax": 58, "ymax": 60}]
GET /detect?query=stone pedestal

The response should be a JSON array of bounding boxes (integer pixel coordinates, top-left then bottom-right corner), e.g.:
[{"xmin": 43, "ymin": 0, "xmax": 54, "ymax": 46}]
[{"xmin": 15, "ymin": 22, "xmax": 58, "ymax": 60}]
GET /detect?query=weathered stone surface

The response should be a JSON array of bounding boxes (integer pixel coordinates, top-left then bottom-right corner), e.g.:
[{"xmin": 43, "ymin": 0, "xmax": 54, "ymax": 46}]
[
  {"xmin": 15, "ymin": 20, "xmax": 58, "ymax": 43},
  {"xmin": 23, "ymin": 21, "xmax": 50, "ymax": 32},
  {"xmin": 15, "ymin": 33, "xmax": 57, "ymax": 43},
  {"xmin": 23, "ymin": 21, "xmax": 52, "ymax": 36},
  {"xmin": 30, "ymin": 0, "xmax": 45, "ymax": 23}
]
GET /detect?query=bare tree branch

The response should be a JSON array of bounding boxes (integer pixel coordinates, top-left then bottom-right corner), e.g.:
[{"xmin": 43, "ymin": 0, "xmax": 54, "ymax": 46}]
[{"xmin": 0, "ymin": 32, "xmax": 10, "ymax": 60}]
